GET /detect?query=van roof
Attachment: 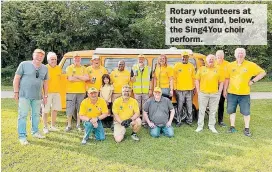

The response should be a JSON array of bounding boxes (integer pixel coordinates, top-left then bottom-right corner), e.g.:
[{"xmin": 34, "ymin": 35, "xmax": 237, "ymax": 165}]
[
  {"xmin": 94, "ymin": 48, "xmax": 193, "ymax": 55},
  {"xmin": 63, "ymin": 50, "xmax": 94, "ymax": 57}
]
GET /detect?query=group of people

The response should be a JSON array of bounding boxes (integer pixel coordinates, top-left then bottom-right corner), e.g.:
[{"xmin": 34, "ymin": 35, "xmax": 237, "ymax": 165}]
[{"xmin": 13, "ymin": 48, "xmax": 266, "ymax": 145}]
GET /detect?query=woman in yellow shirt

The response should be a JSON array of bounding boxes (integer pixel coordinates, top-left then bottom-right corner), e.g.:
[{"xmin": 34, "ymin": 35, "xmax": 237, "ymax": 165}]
[{"xmin": 153, "ymin": 54, "xmax": 174, "ymax": 99}]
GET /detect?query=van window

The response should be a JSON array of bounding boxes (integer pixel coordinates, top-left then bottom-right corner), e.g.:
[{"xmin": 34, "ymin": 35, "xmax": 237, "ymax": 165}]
[
  {"xmin": 61, "ymin": 58, "xmax": 92, "ymax": 73},
  {"xmin": 152, "ymin": 58, "xmax": 196, "ymax": 71},
  {"xmin": 104, "ymin": 58, "xmax": 148, "ymax": 73}
]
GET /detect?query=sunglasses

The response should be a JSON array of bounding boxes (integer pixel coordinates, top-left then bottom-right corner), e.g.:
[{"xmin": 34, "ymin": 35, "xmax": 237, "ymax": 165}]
[{"xmin": 36, "ymin": 70, "xmax": 39, "ymax": 78}]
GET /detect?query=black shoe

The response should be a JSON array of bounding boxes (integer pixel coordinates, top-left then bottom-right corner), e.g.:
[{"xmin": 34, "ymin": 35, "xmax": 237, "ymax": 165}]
[
  {"xmin": 228, "ymin": 126, "xmax": 237, "ymax": 133},
  {"xmin": 186, "ymin": 121, "xmax": 193, "ymax": 127},
  {"xmin": 142, "ymin": 123, "xmax": 148, "ymax": 129},
  {"xmin": 219, "ymin": 122, "xmax": 227, "ymax": 127},
  {"xmin": 176, "ymin": 122, "xmax": 183, "ymax": 127},
  {"xmin": 244, "ymin": 128, "xmax": 252, "ymax": 137}
]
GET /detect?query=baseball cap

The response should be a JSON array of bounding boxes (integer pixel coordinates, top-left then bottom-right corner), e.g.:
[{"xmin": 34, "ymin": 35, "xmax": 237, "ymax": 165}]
[
  {"xmin": 33, "ymin": 49, "xmax": 45, "ymax": 55},
  {"xmin": 181, "ymin": 51, "xmax": 189, "ymax": 57},
  {"xmin": 138, "ymin": 54, "xmax": 145, "ymax": 58},
  {"xmin": 87, "ymin": 87, "xmax": 98, "ymax": 93},
  {"xmin": 92, "ymin": 55, "xmax": 100, "ymax": 60},
  {"xmin": 153, "ymin": 87, "xmax": 162, "ymax": 93}
]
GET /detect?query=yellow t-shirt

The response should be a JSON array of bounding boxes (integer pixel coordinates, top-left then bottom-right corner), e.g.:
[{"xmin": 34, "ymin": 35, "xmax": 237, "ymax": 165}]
[
  {"xmin": 46, "ymin": 64, "xmax": 61, "ymax": 93},
  {"xmin": 79, "ymin": 97, "xmax": 108, "ymax": 118},
  {"xmin": 112, "ymin": 97, "xmax": 139, "ymax": 120},
  {"xmin": 195, "ymin": 66, "xmax": 224, "ymax": 94},
  {"xmin": 173, "ymin": 62, "xmax": 195, "ymax": 90},
  {"xmin": 226, "ymin": 60, "xmax": 265, "ymax": 95},
  {"xmin": 215, "ymin": 60, "xmax": 229, "ymax": 79},
  {"xmin": 110, "ymin": 69, "xmax": 131, "ymax": 93},
  {"xmin": 154, "ymin": 65, "xmax": 174, "ymax": 88},
  {"xmin": 66, "ymin": 64, "xmax": 87, "ymax": 93},
  {"xmin": 86, "ymin": 66, "xmax": 108, "ymax": 90}
]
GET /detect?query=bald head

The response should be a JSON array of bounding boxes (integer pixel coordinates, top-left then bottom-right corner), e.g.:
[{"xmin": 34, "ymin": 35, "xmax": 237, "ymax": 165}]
[
  {"xmin": 206, "ymin": 54, "xmax": 215, "ymax": 67},
  {"xmin": 118, "ymin": 60, "xmax": 125, "ymax": 71}
]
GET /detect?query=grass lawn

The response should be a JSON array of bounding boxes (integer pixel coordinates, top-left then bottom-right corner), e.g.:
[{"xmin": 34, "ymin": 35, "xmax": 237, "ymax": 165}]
[
  {"xmin": 250, "ymin": 82, "xmax": 272, "ymax": 92},
  {"xmin": 1, "ymin": 85, "xmax": 13, "ymax": 91},
  {"xmin": 1, "ymin": 98, "xmax": 272, "ymax": 171}
]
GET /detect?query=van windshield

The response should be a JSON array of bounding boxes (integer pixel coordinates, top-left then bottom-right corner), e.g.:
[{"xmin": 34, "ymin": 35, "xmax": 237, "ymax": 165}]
[
  {"xmin": 152, "ymin": 58, "xmax": 196, "ymax": 70},
  {"xmin": 61, "ymin": 58, "xmax": 91, "ymax": 73},
  {"xmin": 104, "ymin": 58, "xmax": 148, "ymax": 73}
]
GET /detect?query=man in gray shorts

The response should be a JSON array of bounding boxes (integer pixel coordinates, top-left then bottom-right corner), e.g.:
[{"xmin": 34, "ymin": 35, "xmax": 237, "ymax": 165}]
[
  {"xmin": 65, "ymin": 54, "xmax": 89, "ymax": 131},
  {"xmin": 143, "ymin": 87, "xmax": 175, "ymax": 138},
  {"xmin": 13, "ymin": 49, "xmax": 48, "ymax": 145}
]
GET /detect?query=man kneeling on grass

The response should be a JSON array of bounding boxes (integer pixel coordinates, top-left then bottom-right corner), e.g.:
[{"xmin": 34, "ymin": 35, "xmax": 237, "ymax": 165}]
[
  {"xmin": 143, "ymin": 87, "xmax": 175, "ymax": 138},
  {"xmin": 112, "ymin": 85, "xmax": 142, "ymax": 142},
  {"xmin": 79, "ymin": 87, "xmax": 108, "ymax": 144}
]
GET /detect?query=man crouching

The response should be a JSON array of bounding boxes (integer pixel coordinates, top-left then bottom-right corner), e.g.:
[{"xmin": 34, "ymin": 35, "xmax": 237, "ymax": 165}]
[
  {"xmin": 143, "ymin": 87, "xmax": 175, "ymax": 138},
  {"xmin": 112, "ymin": 85, "xmax": 142, "ymax": 142},
  {"xmin": 79, "ymin": 87, "xmax": 108, "ymax": 144}
]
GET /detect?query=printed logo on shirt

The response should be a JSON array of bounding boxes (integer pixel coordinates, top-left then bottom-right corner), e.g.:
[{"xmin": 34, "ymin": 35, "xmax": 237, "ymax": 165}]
[
  {"xmin": 232, "ymin": 69, "xmax": 236, "ymax": 72},
  {"xmin": 98, "ymin": 107, "xmax": 102, "ymax": 111},
  {"xmin": 88, "ymin": 108, "xmax": 92, "ymax": 112},
  {"xmin": 129, "ymin": 105, "xmax": 133, "ymax": 109},
  {"xmin": 120, "ymin": 106, "xmax": 123, "ymax": 110},
  {"xmin": 178, "ymin": 69, "xmax": 182, "ymax": 72},
  {"xmin": 243, "ymin": 68, "xmax": 248, "ymax": 72}
]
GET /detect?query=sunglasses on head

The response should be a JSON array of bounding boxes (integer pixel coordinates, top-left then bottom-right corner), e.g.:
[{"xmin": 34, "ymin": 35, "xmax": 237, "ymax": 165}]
[{"xmin": 36, "ymin": 70, "xmax": 39, "ymax": 78}]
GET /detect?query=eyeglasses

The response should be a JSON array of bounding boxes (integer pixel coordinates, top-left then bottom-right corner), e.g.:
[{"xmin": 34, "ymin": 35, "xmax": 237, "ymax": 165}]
[{"xmin": 36, "ymin": 70, "xmax": 39, "ymax": 78}]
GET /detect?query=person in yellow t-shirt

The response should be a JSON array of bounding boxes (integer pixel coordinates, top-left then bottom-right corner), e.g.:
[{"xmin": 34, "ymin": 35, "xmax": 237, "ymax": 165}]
[
  {"xmin": 224, "ymin": 48, "xmax": 266, "ymax": 137},
  {"xmin": 195, "ymin": 54, "xmax": 224, "ymax": 134},
  {"xmin": 42, "ymin": 52, "xmax": 62, "ymax": 134},
  {"xmin": 110, "ymin": 60, "xmax": 131, "ymax": 102},
  {"xmin": 173, "ymin": 52, "xmax": 196, "ymax": 126},
  {"xmin": 79, "ymin": 87, "xmax": 108, "ymax": 144},
  {"xmin": 153, "ymin": 54, "xmax": 174, "ymax": 99},
  {"xmin": 112, "ymin": 85, "xmax": 141, "ymax": 143},
  {"xmin": 215, "ymin": 50, "xmax": 229, "ymax": 127},
  {"xmin": 65, "ymin": 54, "xmax": 89, "ymax": 132},
  {"xmin": 86, "ymin": 55, "xmax": 108, "ymax": 91}
]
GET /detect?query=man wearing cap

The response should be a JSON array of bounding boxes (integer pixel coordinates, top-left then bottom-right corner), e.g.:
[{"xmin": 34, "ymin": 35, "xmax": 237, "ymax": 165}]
[
  {"xmin": 173, "ymin": 52, "xmax": 196, "ymax": 127},
  {"xmin": 143, "ymin": 87, "xmax": 175, "ymax": 138},
  {"xmin": 131, "ymin": 54, "xmax": 153, "ymax": 127},
  {"xmin": 42, "ymin": 52, "xmax": 62, "ymax": 134},
  {"xmin": 112, "ymin": 85, "xmax": 142, "ymax": 142},
  {"xmin": 215, "ymin": 50, "xmax": 229, "ymax": 127},
  {"xmin": 195, "ymin": 54, "xmax": 224, "ymax": 134},
  {"xmin": 224, "ymin": 48, "xmax": 266, "ymax": 137},
  {"xmin": 79, "ymin": 87, "xmax": 108, "ymax": 144},
  {"xmin": 110, "ymin": 60, "xmax": 131, "ymax": 102},
  {"xmin": 86, "ymin": 55, "xmax": 108, "ymax": 91},
  {"xmin": 13, "ymin": 49, "xmax": 48, "ymax": 145},
  {"xmin": 65, "ymin": 54, "xmax": 89, "ymax": 132}
]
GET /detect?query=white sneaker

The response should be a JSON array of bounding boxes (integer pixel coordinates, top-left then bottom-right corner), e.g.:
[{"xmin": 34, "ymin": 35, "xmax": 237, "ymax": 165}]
[
  {"xmin": 19, "ymin": 139, "xmax": 29, "ymax": 145},
  {"xmin": 195, "ymin": 127, "xmax": 203, "ymax": 132},
  {"xmin": 33, "ymin": 132, "xmax": 46, "ymax": 139},
  {"xmin": 49, "ymin": 126, "xmax": 59, "ymax": 132},
  {"xmin": 209, "ymin": 127, "xmax": 218, "ymax": 134},
  {"xmin": 43, "ymin": 127, "xmax": 49, "ymax": 134},
  {"xmin": 81, "ymin": 139, "xmax": 87, "ymax": 145}
]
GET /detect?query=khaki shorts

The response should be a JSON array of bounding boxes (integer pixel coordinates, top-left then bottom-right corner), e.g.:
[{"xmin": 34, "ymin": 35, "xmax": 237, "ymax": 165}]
[
  {"xmin": 43, "ymin": 93, "xmax": 62, "ymax": 113},
  {"xmin": 113, "ymin": 118, "xmax": 142, "ymax": 137}
]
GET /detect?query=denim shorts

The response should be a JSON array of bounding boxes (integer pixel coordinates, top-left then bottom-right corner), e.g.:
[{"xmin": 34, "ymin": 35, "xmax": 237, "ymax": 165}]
[{"xmin": 227, "ymin": 93, "xmax": 250, "ymax": 116}]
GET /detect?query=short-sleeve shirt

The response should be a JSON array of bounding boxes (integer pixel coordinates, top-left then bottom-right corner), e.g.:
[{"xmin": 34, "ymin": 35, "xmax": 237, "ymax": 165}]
[
  {"xmin": 79, "ymin": 97, "xmax": 108, "ymax": 118},
  {"xmin": 100, "ymin": 84, "xmax": 114, "ymax": 102},
  {"xmin": 195, "ymin": 66, "xmax": 224, "ymax": 94},
  {"xmin": 46, "ymin": 64, "xmax": 61, "ymax": 93},
  {"xmin": 86, "ymin": 66, "xmax": 108, "ymax": 90},
  {"xmin": 154, "ymin": 65, "xmax": 173, "ymax": 88},
  {"xmin": 215, "ymin": 60, "xmax": 229, "ymax": 79},
  {"xmin": 15, "ymin": 61, "xmax": 48, "ymax": 100},
  {"xmin": 110, "ymin": 69, "xmax": 131, "ymax": 93},
  {"xmin": 173, "ymin": 62, "xmax": 195, "ymax": 90},
  {"xmin": 66, "ymin": 64, "xmax": 87, "ymax": 93},
  {"xmin": 143, "ymin": 97, "xmax": 174, "ymax": 126},
  {"xmin": 226, "ymin": 60, "xmax": 265, "ymax": 95},
  {"xmin": 112, "ymin": 97, "xmax": 139, "ymax": 120}
]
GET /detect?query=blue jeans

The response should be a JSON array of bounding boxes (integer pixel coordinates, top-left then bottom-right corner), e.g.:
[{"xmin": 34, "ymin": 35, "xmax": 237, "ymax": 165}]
[
  {"xmin": 150, "ymin": 125, "xmax": 174, "ymax": 138},
  {"xmin": 83, "ymin": 120, "xmax": 105, "ymax": 141},
  {"xmin": 18, "ymin": 98, "xmax": 42, "ymax": 140},
  {"xmin": 227, "ymin": 93, "xmax": 250, "ymax": 116}
]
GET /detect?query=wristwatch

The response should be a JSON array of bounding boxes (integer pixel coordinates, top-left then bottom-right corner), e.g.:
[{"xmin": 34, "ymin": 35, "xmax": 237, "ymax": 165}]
[
  {"xmin": 44, "ymin": 95, "xmax": 48, "ymax": 98},
  {"xmin": 251, "ymin": 80, "xmax": 255, "ymax": 83}
]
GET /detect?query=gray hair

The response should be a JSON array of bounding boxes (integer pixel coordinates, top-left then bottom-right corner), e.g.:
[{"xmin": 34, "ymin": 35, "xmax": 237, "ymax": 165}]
[
  {"xmin": 216, "ymin": 50, "xmax": 224, "ymax": 57},
  {"xmin": 47, "ymin": 52, "xmax": 57, "ymax": 61},
  {"xmin": 206, "ymin": 54, "xmax": 215, "ymax": 61},
  {"xmin": 235, "ymin": 48, "xmax": 246, "ymax": 58}
]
